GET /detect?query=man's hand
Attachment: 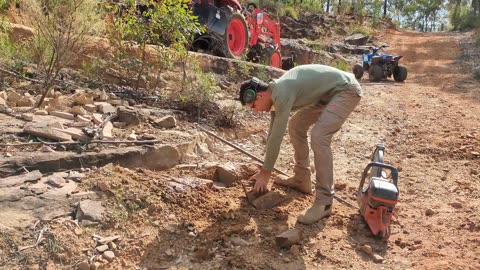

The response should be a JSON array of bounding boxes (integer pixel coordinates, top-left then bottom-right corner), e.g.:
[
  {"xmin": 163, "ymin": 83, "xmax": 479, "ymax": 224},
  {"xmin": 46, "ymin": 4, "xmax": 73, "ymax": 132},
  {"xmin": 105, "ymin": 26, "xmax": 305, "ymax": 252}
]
[{"xmin": 249, "ymin": 169, "xmax": 272, "ymax": 194}]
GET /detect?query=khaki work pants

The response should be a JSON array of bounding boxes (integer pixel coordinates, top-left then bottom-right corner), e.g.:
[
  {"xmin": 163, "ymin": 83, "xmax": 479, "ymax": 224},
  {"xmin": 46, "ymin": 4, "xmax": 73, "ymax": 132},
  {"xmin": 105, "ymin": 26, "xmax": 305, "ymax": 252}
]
[{"xmin": 288, "ymin": 86, "xmax": 362, "ymax": 205}]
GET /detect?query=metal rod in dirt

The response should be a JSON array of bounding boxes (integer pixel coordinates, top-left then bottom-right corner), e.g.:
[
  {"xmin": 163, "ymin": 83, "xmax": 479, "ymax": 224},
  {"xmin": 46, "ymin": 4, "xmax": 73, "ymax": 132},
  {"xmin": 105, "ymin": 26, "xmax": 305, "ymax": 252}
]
[
  {"xmin": 198, "ymin": 126, "xmax": 288, "ymax": 176},
  {"xmin": 199, "ymin": 125, "xmax": 358, "ymax": 209},
  {"xmin": 334, "ymin": 195, "xmax": 358, "ymax": 209}
]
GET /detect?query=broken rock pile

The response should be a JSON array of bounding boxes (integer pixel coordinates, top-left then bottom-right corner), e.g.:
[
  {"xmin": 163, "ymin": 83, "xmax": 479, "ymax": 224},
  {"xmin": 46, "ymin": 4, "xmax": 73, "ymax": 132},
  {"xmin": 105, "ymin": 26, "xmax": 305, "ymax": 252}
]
[{"xmin": 0, "ymin": 88, "xmax": 178, "ymax": 145}]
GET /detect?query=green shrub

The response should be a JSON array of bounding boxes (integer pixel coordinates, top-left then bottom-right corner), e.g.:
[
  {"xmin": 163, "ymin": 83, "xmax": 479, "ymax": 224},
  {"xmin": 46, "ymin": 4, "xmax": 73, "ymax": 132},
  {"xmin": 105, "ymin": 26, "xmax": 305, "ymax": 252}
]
[
  {"xmin": 0, "ymin": 0, "xmax": 16, "ymax": 14},
  {"xmin": 334, "ymin": 59, "xmax": 349, "ymax": 71},
  {"xmin": 349, "ymin": 22, "xmax": 374, "ymax": 37},
  {"xmin": 108, "ymin": 0, "xmax": 203, "ymax": 91},
  {"xmin": 282, "ymin": 6, "xmax": 298, "ymax": 19},
  {"xmin": 0, "ymin": 22, "xmax": 30, "ymax": 71}
]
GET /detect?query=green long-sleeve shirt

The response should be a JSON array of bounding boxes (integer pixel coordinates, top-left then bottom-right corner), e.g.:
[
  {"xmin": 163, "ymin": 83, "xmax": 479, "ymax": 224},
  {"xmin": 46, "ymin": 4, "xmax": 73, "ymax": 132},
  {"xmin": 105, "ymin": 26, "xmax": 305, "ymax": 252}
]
[{"xmin": 263, "ymin": 64, "xmax": 362, "ymax": 171}]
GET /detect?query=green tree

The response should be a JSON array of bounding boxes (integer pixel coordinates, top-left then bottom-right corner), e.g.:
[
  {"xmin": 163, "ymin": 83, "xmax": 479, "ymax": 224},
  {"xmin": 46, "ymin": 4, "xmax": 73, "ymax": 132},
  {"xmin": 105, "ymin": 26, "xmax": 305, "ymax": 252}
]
[{"xmin": 108, "ymin": 0, "xmax": 202, "ymax": 91}]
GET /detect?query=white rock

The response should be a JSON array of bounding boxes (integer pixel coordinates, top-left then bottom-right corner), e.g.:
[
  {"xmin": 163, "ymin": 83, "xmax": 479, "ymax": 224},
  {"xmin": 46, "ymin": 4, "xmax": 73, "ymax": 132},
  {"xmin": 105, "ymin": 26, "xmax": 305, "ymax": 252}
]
[{"xmin": 102, "ymin": 251, "xmax": 115, "ymax": 262}]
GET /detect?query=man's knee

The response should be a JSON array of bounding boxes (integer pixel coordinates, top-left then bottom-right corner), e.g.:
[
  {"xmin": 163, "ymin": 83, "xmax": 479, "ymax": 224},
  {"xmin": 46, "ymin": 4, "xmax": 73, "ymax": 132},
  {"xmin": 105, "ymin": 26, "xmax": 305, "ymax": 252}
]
[
  {"xmin": 310, "ymin": 132, "xmax": 332, "ymax": 150},
  {"xmin": 288, "ymin": 117, "xmax": 308, "ymax": 138}
]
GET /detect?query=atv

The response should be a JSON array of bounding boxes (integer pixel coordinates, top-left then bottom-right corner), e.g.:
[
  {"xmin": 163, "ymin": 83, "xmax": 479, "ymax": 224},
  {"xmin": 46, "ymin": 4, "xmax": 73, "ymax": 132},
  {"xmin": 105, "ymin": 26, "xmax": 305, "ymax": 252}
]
[{"xmin": 352, "ymin": 45, "xmax": 408, "ymax": 82}]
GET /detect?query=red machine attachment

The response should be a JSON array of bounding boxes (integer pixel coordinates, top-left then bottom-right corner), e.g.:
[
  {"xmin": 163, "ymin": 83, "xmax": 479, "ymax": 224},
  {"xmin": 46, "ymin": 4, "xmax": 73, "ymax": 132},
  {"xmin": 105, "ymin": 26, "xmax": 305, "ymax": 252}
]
[
  {"xmin": 243, "ymin": 3, "xmax": 281, "ymax": 68},
  {"xmin": 191, "ymin": 1, "xmax": 283, "ymax": 68}
]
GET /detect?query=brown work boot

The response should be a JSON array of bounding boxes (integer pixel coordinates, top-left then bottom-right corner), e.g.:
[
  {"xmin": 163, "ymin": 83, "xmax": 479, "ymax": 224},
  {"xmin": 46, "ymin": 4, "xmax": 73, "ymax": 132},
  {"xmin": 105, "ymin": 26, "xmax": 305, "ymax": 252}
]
[
  {"xmin": 297, "ymin": 204, "xmax": 332, "ymax": 225},
  {"xmin": 273, "ymin": 174, "xmax": 314, "ymax": 194}
]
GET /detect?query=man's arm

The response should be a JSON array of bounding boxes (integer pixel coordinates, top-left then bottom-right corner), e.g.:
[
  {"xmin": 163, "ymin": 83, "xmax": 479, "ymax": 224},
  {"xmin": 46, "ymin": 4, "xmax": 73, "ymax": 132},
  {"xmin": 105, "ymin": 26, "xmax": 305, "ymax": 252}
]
[
  {"xmin": 262, "ymin": 99, "xmax": 294, "ymax": 171},
  {"xmin": 266, "ymin": 111, "xmax": 275, "ymax": 142}
]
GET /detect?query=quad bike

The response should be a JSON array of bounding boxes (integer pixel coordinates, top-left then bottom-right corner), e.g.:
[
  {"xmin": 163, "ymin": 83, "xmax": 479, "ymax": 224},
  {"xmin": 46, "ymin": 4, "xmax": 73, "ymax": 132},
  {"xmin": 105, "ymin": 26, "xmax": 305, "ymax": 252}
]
[
  {"xmin": 191, "ymin": 1, "xmax": 283, "ymax": 68},
  {"xmin": 352, "ymin": 45, "xmax": 408, "ymax": 82}
]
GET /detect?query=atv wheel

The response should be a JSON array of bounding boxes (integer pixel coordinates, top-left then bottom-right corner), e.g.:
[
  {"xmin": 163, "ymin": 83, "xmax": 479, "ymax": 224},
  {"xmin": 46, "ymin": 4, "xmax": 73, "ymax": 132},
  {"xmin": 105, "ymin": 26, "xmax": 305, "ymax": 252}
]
[
  {"xmin": 368, "ymin": 64, "xmax": 383, "ymax": 82},
  {"xmin": 261, "ymin": 47, "xmax": 281, "ymax": 68},
  {"xmin": 363, "ymin": 62, "xmax": 370, "ymax": 71},
  {"xmin": 393, "ymin": 65, "xmax": 408, "ymax": 82},
  {"xmin": 353, "ymin": 64, "xmax": 364, "ymax": 79},
  {"xmin": 224, "ymin": 13, "xmax": 249, "ymax": 59}
]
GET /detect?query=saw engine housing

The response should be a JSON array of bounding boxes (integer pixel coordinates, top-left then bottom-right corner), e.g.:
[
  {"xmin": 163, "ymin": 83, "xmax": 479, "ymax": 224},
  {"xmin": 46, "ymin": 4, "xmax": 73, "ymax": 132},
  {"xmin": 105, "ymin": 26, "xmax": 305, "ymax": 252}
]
[{"xmin": 357, "ymin": 145, "xmax": 399, "ymax": 239}]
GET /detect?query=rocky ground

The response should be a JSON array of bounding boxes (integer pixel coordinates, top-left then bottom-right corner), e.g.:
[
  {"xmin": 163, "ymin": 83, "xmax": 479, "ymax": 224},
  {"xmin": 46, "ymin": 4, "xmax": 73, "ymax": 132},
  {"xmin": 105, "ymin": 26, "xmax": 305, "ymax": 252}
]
[{"xmin": 1, "ymin": 20, "xmax": 480, "ymax": 270}]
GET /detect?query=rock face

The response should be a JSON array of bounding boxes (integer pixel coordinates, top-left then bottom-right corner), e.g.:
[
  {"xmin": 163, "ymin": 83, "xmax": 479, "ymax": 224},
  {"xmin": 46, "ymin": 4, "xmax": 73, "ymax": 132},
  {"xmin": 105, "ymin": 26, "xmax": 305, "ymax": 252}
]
[
  {"xmin": 280, "ymin": 38, "xmax": 316, "ymax": 66},
  {"xmin": 75, "ymin": 200, "xmax": 105, "ymax": 225}
]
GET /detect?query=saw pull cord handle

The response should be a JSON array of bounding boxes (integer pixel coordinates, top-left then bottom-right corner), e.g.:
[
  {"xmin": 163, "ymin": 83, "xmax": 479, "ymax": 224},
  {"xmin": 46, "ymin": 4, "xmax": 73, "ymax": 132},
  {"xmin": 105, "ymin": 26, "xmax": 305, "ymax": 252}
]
[{"xmin": 358, "ymin": 162, "xmax": 399, "ymax": 193}]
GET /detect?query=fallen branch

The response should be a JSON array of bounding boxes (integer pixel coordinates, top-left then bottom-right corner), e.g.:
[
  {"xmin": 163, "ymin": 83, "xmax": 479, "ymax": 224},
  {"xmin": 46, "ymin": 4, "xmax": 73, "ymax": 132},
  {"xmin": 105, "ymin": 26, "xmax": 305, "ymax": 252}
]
[
  {"xmin": 0, "ymin": 64, "xmax": 80, "ymax": 90},
  {"xmin": 0, "ymin": 139, "xmax": 162, "ymax": 147},
  {"xmin": 0, "ymin": 66, "xmax": 41, "ymax": 84}
]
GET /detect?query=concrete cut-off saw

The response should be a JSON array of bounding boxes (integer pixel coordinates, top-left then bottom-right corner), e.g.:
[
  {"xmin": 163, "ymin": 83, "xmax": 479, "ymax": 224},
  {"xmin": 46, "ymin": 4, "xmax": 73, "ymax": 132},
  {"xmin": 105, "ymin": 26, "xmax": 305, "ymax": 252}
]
[{"xmin": 357, "ymin": 144, "xmax": 399, "ymax": 239}]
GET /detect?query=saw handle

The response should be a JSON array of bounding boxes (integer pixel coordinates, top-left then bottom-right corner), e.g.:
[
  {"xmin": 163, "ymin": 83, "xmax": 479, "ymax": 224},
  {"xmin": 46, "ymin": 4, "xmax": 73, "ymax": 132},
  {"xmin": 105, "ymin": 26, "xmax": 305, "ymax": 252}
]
[{"xmin": 358, "ymin": 162, "xmax": 399, "ymax": 192}]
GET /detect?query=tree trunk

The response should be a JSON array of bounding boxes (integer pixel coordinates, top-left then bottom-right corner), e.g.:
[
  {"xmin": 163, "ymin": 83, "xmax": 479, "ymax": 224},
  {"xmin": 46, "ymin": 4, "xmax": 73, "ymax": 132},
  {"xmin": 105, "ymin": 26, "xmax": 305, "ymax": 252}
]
[
  {"xmin": 452, "ymin": 0, "xmax": 461, "ymax": 30},
  {"xmin": 326, "ymin": 0, "xmax": 330, "ymax": 13},
  {"xmin": 473, "ymin": 0, "xmax": 479, "ymax": 17},
  {"xmin": 383, "ymin": 0, "xmax": 387, "ymax": 17}
]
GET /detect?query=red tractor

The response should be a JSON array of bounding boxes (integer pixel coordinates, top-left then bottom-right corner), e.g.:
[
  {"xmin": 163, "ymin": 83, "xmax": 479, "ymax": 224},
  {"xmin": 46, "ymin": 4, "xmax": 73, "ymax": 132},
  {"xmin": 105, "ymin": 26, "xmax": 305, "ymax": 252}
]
[{"xmin": 191, "ymin": 1, "xmax": 282, "ymax": 68}]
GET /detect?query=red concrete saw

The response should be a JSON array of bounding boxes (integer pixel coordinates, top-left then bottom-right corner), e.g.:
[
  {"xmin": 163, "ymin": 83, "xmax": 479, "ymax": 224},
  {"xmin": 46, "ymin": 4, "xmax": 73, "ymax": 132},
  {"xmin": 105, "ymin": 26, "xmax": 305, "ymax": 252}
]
[{"xmin": 357, "ymin": 144, "xmax": 399, "ymax": 239}]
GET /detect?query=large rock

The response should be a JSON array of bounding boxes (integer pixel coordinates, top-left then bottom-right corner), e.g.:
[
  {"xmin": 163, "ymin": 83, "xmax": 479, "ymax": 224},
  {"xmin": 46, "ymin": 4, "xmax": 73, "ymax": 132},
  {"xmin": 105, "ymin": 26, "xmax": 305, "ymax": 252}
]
[
  {"xmin": 102, "ymin": 250, "xmax": 115, "ymax": 262},
  {"xmin": 56, "ymin": 127, "xmax": 91, "ymax": 142},
  {"xmin": 142, "ymin": 145, "xmax": 181, "ymax": 170},
  {"xmin": 75, "ymin": 200, "xmax": 105, "ymax": 225},
  {"xmin": 16, "ymin": 97, "xmax": 35, "ymax": 107},
  {"xmin": 69, "ymin": 106, "xmax": 88, "ymax": 116},
  {"xmin": 102, "ymin": 121, "xmax": 113, "ymax": 140},
  {"xmin": 345, "ymin": 33, "xmax": 369, "ymax": 46},
  {"xmin": 0, "ymin": 97, "xmax": 7, "ymax": 106},
  {"xmin": 74, "ymin": 94, "xmax": 93, "ymax": 106},
  {"xmin": 0, "ymin": 91, "xmax": 7, "ymax": 101},
  {"xmin": 328, "ymin": 43, "xmax": 370, "ymax": 55},
  {"xmin": 23, "ymin": 122, "xmax": 72, "ymax": 141},
  {"xmin": 7, "ymin": 91, "xmax": 22, "ymax": 103},
  {"xmin": 214, "ymin": 163, "xmax": 239, "ymax": 186},
  {"xmin": 50, "ymin": 111, "xmax": 76, "ymax": 120},
  {"xmin": 153, "ymin": 115, "xmax": 176, "ymax": 129},
  {"xmin": 275, "ymin": 229, "xmax": 303, "ymax": 248},
  {"xmin": 0, "ymin": 145, "xmax": 185, "ymax": 177},
  {"xmin": 0, "ymin": 170, "xmax": 42, "ymax": 188},
  {"xmin": 251, "ymin": 191, "xmax": 285, "ymax": 209},
  {"xmin": 95, "ymin": 102, "xmax": 115, "ymax": 114},
  {"xmin": 117, "ymin": 106, "xmax": 141, "ymax": 126}
]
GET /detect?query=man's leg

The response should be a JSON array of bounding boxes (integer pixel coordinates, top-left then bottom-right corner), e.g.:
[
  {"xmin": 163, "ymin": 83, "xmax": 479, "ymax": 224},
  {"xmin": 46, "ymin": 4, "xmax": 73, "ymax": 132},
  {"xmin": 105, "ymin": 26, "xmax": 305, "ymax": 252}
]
[
  {"xmin": 298, "ymin": 88, "xmax": 361, "ymax": 225},
  {"xmin": 274, "ymin": 104, "xmax": 323, "ymax": 194}
]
